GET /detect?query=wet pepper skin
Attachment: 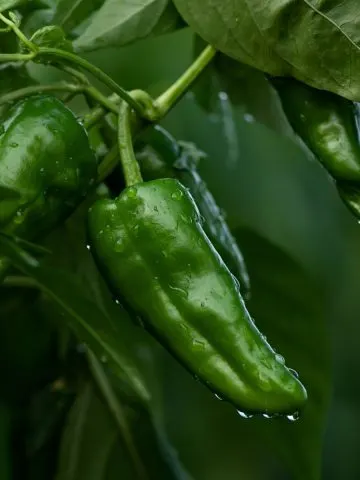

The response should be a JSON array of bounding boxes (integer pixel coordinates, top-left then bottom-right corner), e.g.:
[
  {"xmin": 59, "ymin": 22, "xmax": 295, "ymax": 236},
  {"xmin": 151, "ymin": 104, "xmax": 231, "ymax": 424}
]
[
  {"xmin": 88, "ymin": 178, "xmax": 307, "ymax": 414},
  {"xmin": 272, "ymin": 78, "xmax": 360, "ymax": 219},
  {"xmin": 0, "ymin": 95, "xmax": 97, "ymax": 277},
  {"xmin": 137, "ymin": 126, "xmax": 250, "ymax": 296}
]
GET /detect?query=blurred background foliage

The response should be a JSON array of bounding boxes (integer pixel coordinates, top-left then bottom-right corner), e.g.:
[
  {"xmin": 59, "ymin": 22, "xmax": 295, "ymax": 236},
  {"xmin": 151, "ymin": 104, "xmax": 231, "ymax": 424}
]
[{"xmin": 2, "ymin": 22, "xmax": 360, "ymax": 480}]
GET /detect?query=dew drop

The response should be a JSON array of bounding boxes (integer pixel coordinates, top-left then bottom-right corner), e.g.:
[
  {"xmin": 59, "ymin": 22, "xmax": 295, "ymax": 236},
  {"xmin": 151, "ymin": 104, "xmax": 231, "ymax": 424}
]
[
  {"xmin": 13, "ymin": 210, "xmax": 24, "ymax": 224},
  {"xmin": 237, "ymin": 410, "xmax": 252, "ymax": 419},
  {"xmin": 288, "ymin": 368, "xmax": 299, "ymax": 378},
  {"xmin": 76, "ymin": 343, "xmax": 87, "ymax": 353},
  {"xmin": 275, "ymin": 353, "xmax": 285, "ymax": 365},
  {"xmin": 244, "ymin": 113, "xmax": 255, "ymax": 123},
  {"xmin": 171, "ymin": 189, "xmax": 183, "ymax": 200},
  {"xmin": 126, "ymin": 187, "xmax": 137, "ymax": 198},
  {"xmin": 169, "ymin": 285, "xmax": 187, "ymax": 298},
  {"xmin": 214, "ymin": 393, "xmax": 223, "ymax": 401},
  {"xmin": 231, "ymin": 274, "xmax": 241, "ymax": 292},
  {"xmin": 286, "ymin": 412, "xmax": 300, "ymax": 422},
  {"xmin": 86, "ymin": 244, "xmax": 91, "ymax": 251},
  {"xmin": 114, "ymin": 239, "xmax": 123, "ymax": 252},
  {"xmin": 114, "ymin": 299, "xmax": 121, "ymax": 305}
]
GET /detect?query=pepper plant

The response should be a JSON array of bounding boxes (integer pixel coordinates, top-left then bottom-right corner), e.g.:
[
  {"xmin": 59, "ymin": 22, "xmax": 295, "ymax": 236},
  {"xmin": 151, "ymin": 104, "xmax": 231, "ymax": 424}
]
[{"xmin": 0, "ymin": 1, "xmax": 358, "ymax": 479}]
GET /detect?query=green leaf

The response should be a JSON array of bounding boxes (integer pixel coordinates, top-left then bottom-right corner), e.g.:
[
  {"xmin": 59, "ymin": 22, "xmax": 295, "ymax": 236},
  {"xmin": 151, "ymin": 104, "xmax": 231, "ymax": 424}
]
[
  {"xmin": 30, "ymin": 25, "xmax": 73, "ymax": 51},
  {"xmin": 235, "ymin": 229, "xmax": 331, "ymax": 480},
  {"xmin": 0, "ymin": 233, "xmax": 150, "ymax": 404},
  {"xmin": 52, "ymin": 0, "xmax": 104, "ymax": 34},
  {"xmin": 56, "ymin": 380, "xmax": 191, "ymax": 480},
  {"xmin": 191, "ymin": 35, "xmax": 291, "ymax": 135},
  {"xmin": 0, "ymin": 288, "xmax": 56, "ymax": 403},
  {"xmin": 74, "ymin": 0, "xmax": 171, "ymax": 52},
  {"xmin": 0, "ymin": 0, "xmax": 25, "ymax": 12},
  {"xmin": 55, "ymin": 382, "xmax": 118, "ymax": 480},
  {"xmin": 173, "ymin": 0, "xmax": 360, "ymax": 101},
  {"xmin": 0, "ymin": 65, "xmax": 34, "ymax": 98}
]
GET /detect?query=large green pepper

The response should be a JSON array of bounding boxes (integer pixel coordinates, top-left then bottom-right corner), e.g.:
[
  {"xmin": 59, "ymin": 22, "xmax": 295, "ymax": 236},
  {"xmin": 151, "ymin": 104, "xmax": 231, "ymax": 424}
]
[
  {"xmin": 88, "ymin": 175, "xmax": 306, "ymax": 414},
  {"xmin": 271, "ymin": 78, "xmax": 360, "ymax": 218},
  {"xmin": 0, "ymin": 95, "xmax": 97, "ymax": 278},
  {"xmin": 136, "ymin": 126, "xmax": 250, "ymax": 296}
]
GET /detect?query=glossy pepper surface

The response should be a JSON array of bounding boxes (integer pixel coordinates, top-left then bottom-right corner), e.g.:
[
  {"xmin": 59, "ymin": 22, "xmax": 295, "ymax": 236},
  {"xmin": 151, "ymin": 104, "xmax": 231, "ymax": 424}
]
[
  {"xmin": 137, "ymin": 126, "xmax": 250, "ymax": 296},
  {"xmin": 87, "ymin": 178, "xmax": 307, "ymax": 414},
  {"xmin": 0, "ymin": 95, "xmax": 97, "ymax": 277},
  {"xmin": 272, "ymin": 78, "xmax": 360, "ymax": 217}
]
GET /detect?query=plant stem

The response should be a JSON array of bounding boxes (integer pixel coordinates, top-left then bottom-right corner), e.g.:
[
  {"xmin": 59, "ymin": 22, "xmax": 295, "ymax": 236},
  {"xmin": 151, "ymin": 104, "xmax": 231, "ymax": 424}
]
[
  {"xmin": 118, "ymin": 101, "xmax": 143, "ymax": 186},
  {"xmin": 97, "ymin": 144, "xmax": 118, "ymax": 183},
  {"xmin": 37, "ymin": 48, "xmax": 145, "ymax": 117},
  {"xmin": 0, "ymin": 52, "xmax": 35, "ymax": 62},
  {"xmin": 82, "ymin": 93, "xmax": 119, "ymax": 130},
  {"xmin": 85, "ymin": 86, "xmax": 118, "ymax": 114},
  {"xmin": 0, "ymin": 83, "xmax": 82, "ymax": 106},
  {"xmin": 154, "ymin": 44, "xmax": 216, "ymax": 118},
  {"xmin": 2, "ymin": 276, "xmax": 39, "ymax": 288},
  {"xmin": 0, "ymin": 13, "xmax": 36, "ymax": 52},
  {"xmin": 87, "ymin": 350, "xmax": 149, "ymax": 480}
]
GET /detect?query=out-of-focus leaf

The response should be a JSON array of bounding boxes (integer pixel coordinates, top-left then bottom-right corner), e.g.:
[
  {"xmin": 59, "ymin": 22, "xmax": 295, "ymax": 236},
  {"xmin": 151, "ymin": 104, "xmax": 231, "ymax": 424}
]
[
  {"xmin": 74, "ymin": 0, "xmax": 179, "ymax": 52},
  {"xmin": 56, "ymin": 381, "xmax": 117, "ymax": 480},
  {"xmin": 0, "ymin": 65, "xmax": 34, "ymax": 94},
  {"xmin": 26, "ymin": 382, "xmax": 74, "ymax": 456},
  {"xmin": 173, "ymin": 0, "xmax": 360, "ymax": 102},
  {"xmin": 52, "ymin": 0, "xmax": 104, "ymax": 34},
  {"xmin": 56, "ymin": 379, "xmax": 190, "ymax": 480},
  {"xmin": 0, "ymin": 65, "xmax": 35, "ymax": 119},
  {"xmin": 0, "ymin": 233, "xmax": 150, "ymax": 404},
  {"xmin": 234, "ymin": 228, "xmax": 331, "ymax": 480},
  {"xmin": 0, "ymin": 288, "xmax": 56, "ymax": 403},
  {"xmin": 192, "ymin": 35, "xmax": 291, "ymax": 135},
  {"xmin": 0, "ymin": 0, "xmax": 24, "ymax": 11}
]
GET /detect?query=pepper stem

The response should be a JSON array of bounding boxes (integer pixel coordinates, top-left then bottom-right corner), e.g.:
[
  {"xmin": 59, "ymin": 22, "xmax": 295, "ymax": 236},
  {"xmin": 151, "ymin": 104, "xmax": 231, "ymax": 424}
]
[
  {"xmin": 154, "ymin": 45, "xmax": 217, "ymax": 118},
  {"xmin": 118, "ymin": 102, "xmax": 143, "ymax": 186}
]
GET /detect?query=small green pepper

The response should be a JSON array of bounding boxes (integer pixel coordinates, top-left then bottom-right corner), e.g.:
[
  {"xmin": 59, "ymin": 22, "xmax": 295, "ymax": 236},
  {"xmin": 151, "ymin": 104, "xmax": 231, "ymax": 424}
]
[
  {"xmin": 271, "ymin": 78, "xmax": 360, "ymax": 218},
  {"xmin": 0, "ymin": 95, "xmax": 97, "ymax": 278},
  {"xmin": 88, "ymin": 102, "xmax": 307, "ymax": 415}
]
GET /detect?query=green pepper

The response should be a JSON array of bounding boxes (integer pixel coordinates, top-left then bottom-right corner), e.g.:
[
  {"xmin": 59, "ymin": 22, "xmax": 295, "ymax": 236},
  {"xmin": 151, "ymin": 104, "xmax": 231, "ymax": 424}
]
[
  {"xmin": 87, "ymin": 102, "xmax": 307, "ymax": 415},
  {"xmin": 271, "ymin": 78, "xmax": 360, "ymax": 217},
  {"xmin": 137, "ymin": 126, "xmax": 250, "ymax": 296},
  {"xmin": 0, "ymin": 95, "xmax": 97, "ymax": 278}
]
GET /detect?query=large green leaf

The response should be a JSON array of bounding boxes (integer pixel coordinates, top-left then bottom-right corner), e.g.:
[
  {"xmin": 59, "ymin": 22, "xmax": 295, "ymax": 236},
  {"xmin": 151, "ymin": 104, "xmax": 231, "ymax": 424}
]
[
  {"xmin": 52, "ymin": 0, "xmax": 104, "ymax": 34},
  {"xmin": 0, "ymin": 288, "xmax": 56, "ymax": 403},
  {"xmin": 0, "ymin": 0, "xmax": 25, "ymax": 11},
  {"xmin": 56, "ymin": 379, "xmax": 191, "ymax": 480},
  {"xmin": 192, "ymin": 35, "xmax": 291, "ymax": 135},
  {"xmin": 0, "ymin": 233, "xmax": 150, "ymax": 404},
  {"xmin": 173, "ymin": 0, "xmax": 360, "ymax": 101},
  {"xmin": 55, "ymin": 382, "xmax": 118, "ymax": 480},
  {"xmin": 74, "ymin": 0, "xmax": 180, "ymax": 52}
]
